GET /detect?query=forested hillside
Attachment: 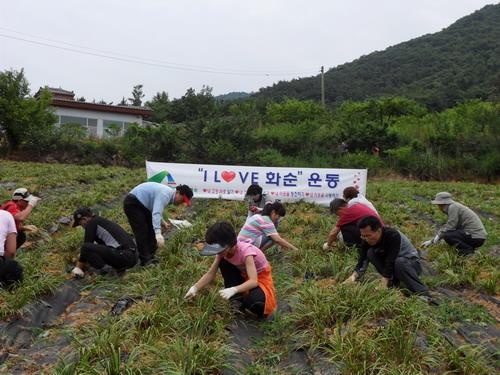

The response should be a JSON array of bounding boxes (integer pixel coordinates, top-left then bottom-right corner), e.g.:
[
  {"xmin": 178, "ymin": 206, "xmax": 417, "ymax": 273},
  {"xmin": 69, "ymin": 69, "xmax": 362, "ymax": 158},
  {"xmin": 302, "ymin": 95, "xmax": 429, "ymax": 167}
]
[{"xmin": 255, "ymin": 4, "xmax": 500, "ymax": 110}]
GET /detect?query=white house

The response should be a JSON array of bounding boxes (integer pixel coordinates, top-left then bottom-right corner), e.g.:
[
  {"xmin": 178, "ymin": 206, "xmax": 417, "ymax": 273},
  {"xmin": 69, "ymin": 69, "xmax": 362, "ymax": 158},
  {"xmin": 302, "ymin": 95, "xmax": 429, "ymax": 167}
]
[{"xmin": 37, "ymin": 87, "xmax": 152, "ymax": 138}]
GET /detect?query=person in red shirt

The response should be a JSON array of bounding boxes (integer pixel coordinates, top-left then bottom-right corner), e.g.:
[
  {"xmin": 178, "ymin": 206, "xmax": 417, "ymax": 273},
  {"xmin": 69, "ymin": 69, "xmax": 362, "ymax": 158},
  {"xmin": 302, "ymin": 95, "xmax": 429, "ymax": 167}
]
[
  {"xmin": 1, "ymin": 188, "xmax": 41, "ymax": 249},
  {"xmin": 323, "ymin": 198, "xmax": 383, "ymax": 250}
]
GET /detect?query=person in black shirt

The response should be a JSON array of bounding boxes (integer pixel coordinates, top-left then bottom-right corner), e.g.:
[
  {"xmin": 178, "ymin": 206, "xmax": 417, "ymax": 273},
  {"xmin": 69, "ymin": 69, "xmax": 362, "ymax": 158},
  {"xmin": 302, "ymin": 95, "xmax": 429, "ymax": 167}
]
[
  {"xmin": 71, "ymin": 207, "xmax": 138, "ymax": 277},
  {"xmin": 344, "ymin": 216, "xmax": 429, "ymax": 295}
]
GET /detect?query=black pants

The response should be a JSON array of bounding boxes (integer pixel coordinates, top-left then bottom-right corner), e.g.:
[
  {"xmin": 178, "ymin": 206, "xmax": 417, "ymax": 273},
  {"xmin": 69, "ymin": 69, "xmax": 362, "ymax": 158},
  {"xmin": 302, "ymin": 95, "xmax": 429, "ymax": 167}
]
[
  {"xmin": 16, "ymin": 231, "xmax": 26, "ymax": 250},
  {"xmin": 123, "ymin": 194, "xmax": 157, "ymax": 265},
  {"xmin": 442, "ymin": 230, "xmax": 485, "ymax": 256},
  {"xmin": 0, "ymin": 256, "xmax": 23, "ymax": 286},
  {"xmin": 80, "ymin": 243, "xmax": 137, "ymax": 270},
  {"xmin": 367, "ymin": 248, "xmax": 428, "ymax": 294},
  {"xmin": 219, "ymin": 259, "xmax": 266, "ymax": 317}
]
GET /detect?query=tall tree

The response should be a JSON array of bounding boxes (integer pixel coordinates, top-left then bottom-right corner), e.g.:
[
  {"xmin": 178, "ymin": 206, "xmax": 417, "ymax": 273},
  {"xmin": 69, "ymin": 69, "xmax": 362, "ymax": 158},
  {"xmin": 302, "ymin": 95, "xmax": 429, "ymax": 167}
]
[
  {"xmin": 129, "ymin": 84, "xmax": 145, "ymax": 106},
  {"xmin": 146, "ymin": 91, "xmax": 170, "ymax": 123},
  {"xmin": 0, "ymin": 68, "xmax": 56, "ymax": 152}
]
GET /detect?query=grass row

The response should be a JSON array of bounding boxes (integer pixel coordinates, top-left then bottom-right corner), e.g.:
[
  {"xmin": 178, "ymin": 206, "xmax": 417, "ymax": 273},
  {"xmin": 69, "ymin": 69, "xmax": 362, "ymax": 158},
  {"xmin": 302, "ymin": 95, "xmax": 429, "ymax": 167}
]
[{"xmin": 0, "ymin": 161, "xmax": 498, "ymax": 373}]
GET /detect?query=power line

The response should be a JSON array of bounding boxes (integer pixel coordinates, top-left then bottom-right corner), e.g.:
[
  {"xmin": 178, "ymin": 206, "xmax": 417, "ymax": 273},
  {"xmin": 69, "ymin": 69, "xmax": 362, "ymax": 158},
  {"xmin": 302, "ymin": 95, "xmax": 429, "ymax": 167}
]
[{"xmin": 0, "ymin": 28, "xmax": 317, "ymax": 77}]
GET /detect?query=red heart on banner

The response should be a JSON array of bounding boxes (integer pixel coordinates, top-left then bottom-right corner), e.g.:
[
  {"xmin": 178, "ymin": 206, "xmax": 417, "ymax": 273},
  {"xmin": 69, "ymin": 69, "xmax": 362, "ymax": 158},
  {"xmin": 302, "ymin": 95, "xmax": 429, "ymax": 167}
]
[
  {"xmin": 270, "ymin": 192, "xmax": 275, "ymax": 195},
  {"xmin": 305, "ymin": 192, "xmax": 310, "ymax": 196},
  {"xmin": 235, "ymin": 190, "xmax": 239, "ymax": 194},
  {"xmin": 203, "ymin": 188, "xmax": 207, "ymax": 192},
  {"xmin": 221, "ymin": 171, "xmax": 236, "ymax": 182}
]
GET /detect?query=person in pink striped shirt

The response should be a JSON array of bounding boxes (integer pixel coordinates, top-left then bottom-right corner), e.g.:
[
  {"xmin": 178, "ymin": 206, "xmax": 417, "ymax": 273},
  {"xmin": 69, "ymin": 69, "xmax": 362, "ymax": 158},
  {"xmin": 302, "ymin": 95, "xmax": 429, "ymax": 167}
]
[{"xmin": 238, "ymin": 202, "xmax": 298, "ymax": 251}]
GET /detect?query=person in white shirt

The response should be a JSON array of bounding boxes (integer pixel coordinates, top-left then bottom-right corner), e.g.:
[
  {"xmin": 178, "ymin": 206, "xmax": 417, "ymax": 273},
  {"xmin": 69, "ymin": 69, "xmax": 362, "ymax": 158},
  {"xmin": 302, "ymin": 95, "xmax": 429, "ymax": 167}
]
[
  {"xmin": 0, "ymin": 210, "xmax": 23, "ymax": 286},
  {"xmin": 343, "ymin": 186, "xmax": 379, "ymax": 215}
]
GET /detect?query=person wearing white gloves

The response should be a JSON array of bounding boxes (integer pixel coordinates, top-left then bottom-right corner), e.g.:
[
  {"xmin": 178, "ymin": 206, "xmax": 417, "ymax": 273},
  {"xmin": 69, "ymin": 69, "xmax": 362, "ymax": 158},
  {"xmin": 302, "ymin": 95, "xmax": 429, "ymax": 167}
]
[
  {"xmin": 71, "ymin": 207, "xmax": 138, "ymax": 277},
  {"xmin": 421, "ymin": 192, "xmax": 487, "ymax": 256},
  {"xmin": 123, "ymin": 182, "xmax": 193, "ymax": 266},
  {"xmin": 185, "ymin": 221, "xmax": 277, "ymax": 318},
  {"xmin": 0, "ymin": 188, "xmax": 41, "ymax": 249}
]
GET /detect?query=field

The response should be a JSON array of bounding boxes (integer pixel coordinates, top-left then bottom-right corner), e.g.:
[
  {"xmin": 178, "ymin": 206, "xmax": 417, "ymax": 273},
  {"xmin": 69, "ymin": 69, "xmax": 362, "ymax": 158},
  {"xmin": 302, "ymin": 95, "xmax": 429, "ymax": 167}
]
[{"xmin": 0, "ymin": 161, "xmax": 498, "ymax": 374}]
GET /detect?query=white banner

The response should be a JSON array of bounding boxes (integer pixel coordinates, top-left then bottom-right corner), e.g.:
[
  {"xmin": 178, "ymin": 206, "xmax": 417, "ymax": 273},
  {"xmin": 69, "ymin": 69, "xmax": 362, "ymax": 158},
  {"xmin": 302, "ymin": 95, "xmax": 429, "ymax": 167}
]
[{"xmin": 146, "ymin": 161, "xmax": 367, "ymax": 207}]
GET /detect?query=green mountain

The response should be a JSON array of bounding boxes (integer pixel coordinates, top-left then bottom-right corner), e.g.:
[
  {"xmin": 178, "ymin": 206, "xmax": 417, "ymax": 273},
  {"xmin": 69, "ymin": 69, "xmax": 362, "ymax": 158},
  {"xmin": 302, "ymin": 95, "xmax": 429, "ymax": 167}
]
[
  {"xmin": 255, "ymin": 4, "xmax": 500, "ymax": 110},
  {"xmin": 215, "ymin": 91, "xmax": 251, "ymax": 102}
]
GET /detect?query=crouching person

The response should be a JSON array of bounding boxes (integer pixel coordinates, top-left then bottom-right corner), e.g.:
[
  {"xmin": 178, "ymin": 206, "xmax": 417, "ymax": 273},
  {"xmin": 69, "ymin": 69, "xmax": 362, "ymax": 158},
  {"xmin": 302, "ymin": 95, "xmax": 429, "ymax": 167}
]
[
  {"xmin": 185, "ymin": 221, "xmax": 277, "ymax": 318},
  {"xmin": 345, "ymin": 216, "xmax": 429, "ymax": 296},
  {"xmin": 71, "ymin": 208, "xmax": 138, "ymax": 277},
  {"xmin": 0, "ymin": 210, "xmax": 23, "ymax": 287}
]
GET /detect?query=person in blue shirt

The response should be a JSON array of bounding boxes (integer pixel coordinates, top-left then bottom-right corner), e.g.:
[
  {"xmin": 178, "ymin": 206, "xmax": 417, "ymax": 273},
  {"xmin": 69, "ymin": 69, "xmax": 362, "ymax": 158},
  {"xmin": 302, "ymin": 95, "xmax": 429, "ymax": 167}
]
[{"xmin": 123, "ymin": 182, "xmax": 193, "ymax": 266}]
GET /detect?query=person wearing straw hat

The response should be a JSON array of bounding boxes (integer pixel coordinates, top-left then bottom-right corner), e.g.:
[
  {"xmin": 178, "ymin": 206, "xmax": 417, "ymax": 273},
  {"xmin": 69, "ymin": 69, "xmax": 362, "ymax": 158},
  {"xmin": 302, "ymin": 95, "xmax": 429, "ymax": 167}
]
[
  {"xmin": 421, "ymin": 192, "xmax": 487, "ymax": 255},
  {"xmin": 184, "ymin": 221, "xmax": 277, "ymax": 318}
]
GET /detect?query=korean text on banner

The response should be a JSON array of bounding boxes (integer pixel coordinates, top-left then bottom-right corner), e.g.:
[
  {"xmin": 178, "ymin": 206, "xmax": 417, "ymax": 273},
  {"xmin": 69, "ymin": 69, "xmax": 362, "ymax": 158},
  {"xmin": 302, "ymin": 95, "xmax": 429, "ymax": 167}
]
[{"xmin": 146, "ymin": 161, "xmax": 367, "ymax": 207}]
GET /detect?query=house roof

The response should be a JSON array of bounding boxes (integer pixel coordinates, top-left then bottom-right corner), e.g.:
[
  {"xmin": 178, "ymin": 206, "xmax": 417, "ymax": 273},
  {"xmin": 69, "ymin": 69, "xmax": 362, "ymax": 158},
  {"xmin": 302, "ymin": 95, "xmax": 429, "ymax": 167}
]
[{"xmin": 52, "ymin": 99, "xmax": 152, "ymax": 117}]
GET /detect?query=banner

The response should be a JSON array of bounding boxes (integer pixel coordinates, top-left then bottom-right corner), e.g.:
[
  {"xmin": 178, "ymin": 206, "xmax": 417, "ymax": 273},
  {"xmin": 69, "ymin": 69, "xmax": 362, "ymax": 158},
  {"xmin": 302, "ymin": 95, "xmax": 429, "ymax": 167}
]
[{"xmin": 146, "ymin": 161, "xmax": 367, "ymax": 207}]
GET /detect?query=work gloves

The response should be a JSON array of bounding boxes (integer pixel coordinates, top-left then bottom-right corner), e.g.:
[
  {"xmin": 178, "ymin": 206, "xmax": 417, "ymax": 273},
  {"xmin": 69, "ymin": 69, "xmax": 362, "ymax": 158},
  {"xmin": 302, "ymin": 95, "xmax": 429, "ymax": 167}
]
[
  {"xmin": 184, "ymin": 285, "xmax": 198, "ymax": 299},
  {"xmin": 28, "ymin": 196, "xmax": 41, "ymax": 208},
  {"xmin": 322, "ymin": 242, "xmax": 330, "ymax": 250},
  {"xmin": 421, "ymin": 235, "xmax": 440, "ymax": 248},
  {"xmin": 71, "ymin": 266, "xmax": 84, "ymax": 278},
  {"xmin": 155, "ymin": 233, "xmax": 165, "ymax": 247},
  {"xmin": 219, "ymin": 287, "xmax": 238, "ymax": 300},
  {"xmin": 184, "ymin": 285, "xmax": 238, "ymax": 300}
]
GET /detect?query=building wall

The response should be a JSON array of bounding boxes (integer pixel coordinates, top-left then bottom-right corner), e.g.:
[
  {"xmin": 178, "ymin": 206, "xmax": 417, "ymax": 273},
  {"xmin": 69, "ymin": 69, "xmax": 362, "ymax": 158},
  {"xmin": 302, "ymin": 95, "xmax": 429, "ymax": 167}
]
[{"xmin": 53, "ymin": 107, "xmax": 144, "ymax": 138}]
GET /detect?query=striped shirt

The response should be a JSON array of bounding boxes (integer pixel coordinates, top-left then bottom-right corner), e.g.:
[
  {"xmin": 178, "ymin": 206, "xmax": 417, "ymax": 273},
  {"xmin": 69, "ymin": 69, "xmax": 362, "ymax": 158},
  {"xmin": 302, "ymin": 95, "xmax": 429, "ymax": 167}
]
[{"xmin": 237, "ymin": 214, "xmax": 277, "ymax": 247}]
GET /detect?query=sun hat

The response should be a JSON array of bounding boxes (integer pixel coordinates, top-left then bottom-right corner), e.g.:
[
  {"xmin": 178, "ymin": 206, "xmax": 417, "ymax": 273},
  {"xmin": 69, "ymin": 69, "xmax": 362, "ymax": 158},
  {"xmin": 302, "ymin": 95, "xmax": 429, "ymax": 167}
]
[
  {"xmin": 199, "ymin": 242, "xmax": 228, "ymax": 256},
  {"xmin": 431, "ymin": 192, "xmax": 454, "ymax": 205},
  {"xmin": 12, "ymin": 188, "xmax": 33, "ymax": 201}
]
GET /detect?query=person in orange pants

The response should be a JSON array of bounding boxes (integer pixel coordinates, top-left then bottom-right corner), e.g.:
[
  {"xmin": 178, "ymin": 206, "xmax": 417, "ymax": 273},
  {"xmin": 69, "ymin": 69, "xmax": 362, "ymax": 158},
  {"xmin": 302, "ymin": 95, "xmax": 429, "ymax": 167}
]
[{"xmin": 184, "ymin": 221, "xmax": 277, "ymax": 318}]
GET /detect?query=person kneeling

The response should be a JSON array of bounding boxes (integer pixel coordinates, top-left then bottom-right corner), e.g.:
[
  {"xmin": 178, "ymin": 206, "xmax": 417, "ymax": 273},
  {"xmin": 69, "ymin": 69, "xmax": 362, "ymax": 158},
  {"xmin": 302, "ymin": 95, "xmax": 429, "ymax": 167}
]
[
  {"xmin": 185, "ymin": 221, "xmax": 277, "ymax": 318},
  {"xmin": 0, "ymin": 210, "xmax": 23, "ymax": 287},
  {"xmin": 344, "ymin": 216, "xmax": 429, "ymax": 296},
  {"xmin": 71, "ymin": 208, "xmax": 138, "ymax": 277}
]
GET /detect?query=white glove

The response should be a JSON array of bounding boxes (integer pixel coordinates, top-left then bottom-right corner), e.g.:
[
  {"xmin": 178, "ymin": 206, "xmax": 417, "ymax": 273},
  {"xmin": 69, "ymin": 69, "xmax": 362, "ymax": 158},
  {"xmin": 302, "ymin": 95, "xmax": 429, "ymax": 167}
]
[
  {"xmin": 28, "ymin": 196, "xmax": 41, "ymax": 207},
  {"xmin": 23, "ymin": 224, "xmax": 38, "ymax": 233},
  {"xmin": 155, "ymin": 233, "xmax": 165, "ymax": 247},
  {"xmin": 71, "ymin": 266, "xmax": 84, "ymax": 278},
  {"xmin": 343, "ymin": 272, "xmax": 358, "ymax": 284},
  {"xmin": 421, "ymin": 239, "xmax": 433, "ymax": 248},
  {"xmin": 184, "ymin": 285, "xmax": 198, "ymax": 299},
  {"xmin": 219, "ymin": 287, "xmax": 238, "ymax": 300},
  {"xmin": 421, "ymin": 235, "xmax": 440, "ymax": 248},
  {"xmin": 322, "ymin": 242, "xmax": 330, "ymax": 250}
]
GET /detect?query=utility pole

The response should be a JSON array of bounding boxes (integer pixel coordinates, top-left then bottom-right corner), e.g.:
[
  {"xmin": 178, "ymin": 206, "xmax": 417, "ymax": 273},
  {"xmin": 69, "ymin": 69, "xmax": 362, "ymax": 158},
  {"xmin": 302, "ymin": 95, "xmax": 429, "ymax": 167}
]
[{"xmin": 320, "ymin": 66, "xmax": 325, "ymax": 106}]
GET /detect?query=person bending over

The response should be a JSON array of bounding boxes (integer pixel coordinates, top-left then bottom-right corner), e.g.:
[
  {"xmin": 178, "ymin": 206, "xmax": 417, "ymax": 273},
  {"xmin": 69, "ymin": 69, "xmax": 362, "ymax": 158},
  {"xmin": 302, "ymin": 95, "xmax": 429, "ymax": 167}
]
[
  {"xmin": 123, "ymin": 182, "xmax": 193, "ymax": 265},
  {"xmin": 238, "ymin": 202, "xmax": 297, "ymax": 251},
  {"xmin": 421, "ymin": 192, "xmax": 487, "ymax": 256},
  {"xmin": 185, "ymin": 221, "xmax": 277, "ymax": 318},
  {"xmin": 71, "ymin": 207, "xmax": 138, "ymax": 277},
  {"xmin": 344, "ymin": 216, "xmax": 429, "ymax": 296}
]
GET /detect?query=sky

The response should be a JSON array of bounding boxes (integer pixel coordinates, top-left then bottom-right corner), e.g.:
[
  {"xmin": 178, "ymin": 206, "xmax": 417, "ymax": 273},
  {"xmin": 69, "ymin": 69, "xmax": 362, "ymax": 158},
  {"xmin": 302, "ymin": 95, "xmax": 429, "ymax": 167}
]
[{"xmin": 0, "ymin": 0, "xmax": 497, "ymax": 103}]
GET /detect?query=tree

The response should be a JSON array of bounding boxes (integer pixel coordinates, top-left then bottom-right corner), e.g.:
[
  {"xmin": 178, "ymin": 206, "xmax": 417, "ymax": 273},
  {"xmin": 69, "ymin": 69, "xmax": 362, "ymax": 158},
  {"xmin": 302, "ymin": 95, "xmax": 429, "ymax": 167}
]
[
  {"xmin": 168, "ymin": 86, "xmax": 216, "ymax": 123},
  {"xmin": 146, "ymin": 91, "xmax": 171, "ymax": 123},
  {"xmin": 129, "ymin": 84, "xmax": 145, "ymax": 106},
  {"xmin": 0, "ymin": 68, "xmax": 56, "ymax": 152}
]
